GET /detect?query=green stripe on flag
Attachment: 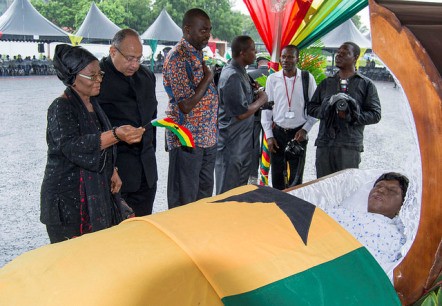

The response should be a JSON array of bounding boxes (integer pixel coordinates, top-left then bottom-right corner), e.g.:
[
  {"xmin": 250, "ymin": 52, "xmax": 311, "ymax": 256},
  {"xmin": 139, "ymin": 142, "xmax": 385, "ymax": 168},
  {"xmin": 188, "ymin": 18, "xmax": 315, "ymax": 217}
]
[{"xmin": 222, "ymin": 247, "xmax": 400, "ymax": 306}]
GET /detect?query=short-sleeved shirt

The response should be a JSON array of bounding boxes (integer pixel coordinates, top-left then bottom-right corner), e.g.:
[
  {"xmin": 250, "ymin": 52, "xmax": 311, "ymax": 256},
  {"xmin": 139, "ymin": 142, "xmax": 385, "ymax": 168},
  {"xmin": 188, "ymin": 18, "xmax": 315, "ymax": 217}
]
[
  {"xmin": 216, "ymin": 59, "xmax": 255, "ymax": 160},
  {"xmin": 217, "ymin": 59, "xmax": 254, "ymax": 132},
  {"xmin": 163, "ymin": 38, "xmax": 219, "ymax": 150}
]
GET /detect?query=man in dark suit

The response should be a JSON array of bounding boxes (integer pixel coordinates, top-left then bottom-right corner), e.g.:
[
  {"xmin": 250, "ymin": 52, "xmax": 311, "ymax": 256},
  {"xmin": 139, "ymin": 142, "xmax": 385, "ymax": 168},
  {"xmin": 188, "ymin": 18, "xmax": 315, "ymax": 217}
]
[{"xmin": 98, "ymin": 29, "xmax": 158, "ymax": 216}]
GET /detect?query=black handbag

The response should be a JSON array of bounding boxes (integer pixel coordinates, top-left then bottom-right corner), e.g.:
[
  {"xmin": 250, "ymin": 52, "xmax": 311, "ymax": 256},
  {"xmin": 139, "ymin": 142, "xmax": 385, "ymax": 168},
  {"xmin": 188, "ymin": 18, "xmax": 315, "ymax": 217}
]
[{"xmin": 111, "ymin": 193, "xmax": 135, "ymax": 225}]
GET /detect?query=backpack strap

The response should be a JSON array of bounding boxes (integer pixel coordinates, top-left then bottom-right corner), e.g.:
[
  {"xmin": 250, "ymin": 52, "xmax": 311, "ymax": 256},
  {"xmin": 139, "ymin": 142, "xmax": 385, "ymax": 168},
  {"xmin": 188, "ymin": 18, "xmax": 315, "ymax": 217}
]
[{"xmin": 301, "ymin": 70, "xmax": 310, "ymax": 114}]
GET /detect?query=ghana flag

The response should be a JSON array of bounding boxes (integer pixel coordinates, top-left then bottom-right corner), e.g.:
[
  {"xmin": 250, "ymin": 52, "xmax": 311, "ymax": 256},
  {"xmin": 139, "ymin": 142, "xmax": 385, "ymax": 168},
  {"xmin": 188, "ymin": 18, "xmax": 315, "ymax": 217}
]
[
  {"xmin": 0, "ymin": 185, "xmax": 400, "ymax": 305},
  {"xmin": 151, "ymin": 117, "xmax": 195, "ymax": 147}
]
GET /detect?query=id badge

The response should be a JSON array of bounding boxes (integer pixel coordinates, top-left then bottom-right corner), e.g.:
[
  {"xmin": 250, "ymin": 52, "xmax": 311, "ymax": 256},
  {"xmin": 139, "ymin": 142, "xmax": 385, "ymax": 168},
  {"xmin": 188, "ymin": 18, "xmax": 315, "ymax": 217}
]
[{"xmin": 285, "ymin": 111, "xmax": 295, "ymax": 119}]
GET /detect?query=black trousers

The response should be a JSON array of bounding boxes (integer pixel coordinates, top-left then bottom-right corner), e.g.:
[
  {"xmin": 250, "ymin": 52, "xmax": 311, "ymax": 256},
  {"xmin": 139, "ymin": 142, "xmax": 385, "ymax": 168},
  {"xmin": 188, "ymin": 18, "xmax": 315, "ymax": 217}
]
[
  {"xmin": 270, "ymin": 125, "xmax": 308, "ymax": 190},
  {"xmin": 122, "ymin": 170, "xmax": 157, "ymax": 217},
  {"xmin": 315, "ymin": 146, "xmax": 361, "ymax": 178},
  {"xmin": 167, "ymin": 145, "xmax": 216, "ymax": 209}
]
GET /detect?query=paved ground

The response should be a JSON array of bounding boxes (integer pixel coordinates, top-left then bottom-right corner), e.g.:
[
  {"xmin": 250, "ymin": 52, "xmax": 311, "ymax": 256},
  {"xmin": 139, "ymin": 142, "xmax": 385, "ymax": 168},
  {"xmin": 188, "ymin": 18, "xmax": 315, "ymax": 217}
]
[{"xmin": 0, "ymin": 74, "xmax": 417, "ymax": 267}]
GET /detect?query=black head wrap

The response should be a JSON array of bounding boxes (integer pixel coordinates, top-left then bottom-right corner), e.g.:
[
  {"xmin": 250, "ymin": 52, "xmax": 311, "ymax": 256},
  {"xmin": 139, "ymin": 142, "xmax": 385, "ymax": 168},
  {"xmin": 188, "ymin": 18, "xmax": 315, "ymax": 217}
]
[{"xmin": 53, "ymin": 44, "xmax": 97, "ymax": 86}]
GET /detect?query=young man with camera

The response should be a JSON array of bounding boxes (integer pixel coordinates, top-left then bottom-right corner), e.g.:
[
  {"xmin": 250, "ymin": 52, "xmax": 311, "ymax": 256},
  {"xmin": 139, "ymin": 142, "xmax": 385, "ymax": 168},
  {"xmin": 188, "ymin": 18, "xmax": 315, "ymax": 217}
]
[
  {"xmin": 307, "ymin": 42, "xmax": 381, "ymax": 178},
  {"xmin": 215, "ymin": 35, "xmax": 268, "ymax": 194},
  {"xmin": 261, "ymin": 45, "xmax": 317, "ymax": 190}
]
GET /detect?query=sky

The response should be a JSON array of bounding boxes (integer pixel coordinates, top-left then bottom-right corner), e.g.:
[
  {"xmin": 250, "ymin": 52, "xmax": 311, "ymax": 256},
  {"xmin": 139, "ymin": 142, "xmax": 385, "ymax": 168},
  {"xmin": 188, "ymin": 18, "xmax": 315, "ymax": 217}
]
[{"xmin": 231, "ymin": 1, "xmax": 371, "ymax": 28}]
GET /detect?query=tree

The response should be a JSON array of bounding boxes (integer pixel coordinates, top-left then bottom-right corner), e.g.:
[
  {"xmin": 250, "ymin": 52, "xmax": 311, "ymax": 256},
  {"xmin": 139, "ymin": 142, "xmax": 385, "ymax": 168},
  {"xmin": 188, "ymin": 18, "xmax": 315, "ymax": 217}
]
[
  {"xmin": 151, "ymin": 0, "xmax": 244, "ymax": 42},
  {"xmin": 32, "ymin": 0, "xmax": 90, "ymax": 32},
  {"xmin": 241, "ymin": 16, "xmax": 262, "ymax": 43},
  {"xmin": 31, "ymin": 0, "xmax": 153, "ymax": 34},
  {"xmin": 114, "ymin": 0, "xmax": 154, "ymax": 33},
  {"xmin": 30, "ymin": 0, "xmax": 255, "ymax": 41},
  {"xmin": 95, "ymin": 1, "xmax": 129, "ymax": 29}
]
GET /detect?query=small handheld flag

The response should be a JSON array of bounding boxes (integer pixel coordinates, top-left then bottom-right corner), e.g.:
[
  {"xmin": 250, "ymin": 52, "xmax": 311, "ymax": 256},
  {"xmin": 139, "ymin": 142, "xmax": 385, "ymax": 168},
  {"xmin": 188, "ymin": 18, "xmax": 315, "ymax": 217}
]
[{"xmin": 151, "ymin": 118, "xmax": 195, "ymax": 148}]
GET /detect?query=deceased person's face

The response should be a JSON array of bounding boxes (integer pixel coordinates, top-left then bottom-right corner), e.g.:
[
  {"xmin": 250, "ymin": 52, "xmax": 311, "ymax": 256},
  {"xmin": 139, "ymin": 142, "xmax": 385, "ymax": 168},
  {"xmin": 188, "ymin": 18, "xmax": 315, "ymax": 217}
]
[{"xmin": 368, "ymin": 179, "xmax": 404, "ymax": 219}]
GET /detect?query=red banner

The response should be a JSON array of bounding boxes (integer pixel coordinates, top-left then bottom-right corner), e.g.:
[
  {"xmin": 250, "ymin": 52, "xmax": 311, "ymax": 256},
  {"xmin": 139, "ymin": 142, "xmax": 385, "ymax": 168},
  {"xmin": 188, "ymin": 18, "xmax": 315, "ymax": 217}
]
[{"xmin": 243, "ymin": 0, "xmax": 312, "ymax": 54}]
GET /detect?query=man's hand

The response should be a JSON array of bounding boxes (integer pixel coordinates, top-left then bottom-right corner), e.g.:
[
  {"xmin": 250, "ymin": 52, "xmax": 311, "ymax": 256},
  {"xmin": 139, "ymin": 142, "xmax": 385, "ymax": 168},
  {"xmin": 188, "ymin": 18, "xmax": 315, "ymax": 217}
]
[
  {"xmin": 329, "ymin": 92, "xmax": 350, "ymax": 105},
  {"xmin": 237, "ymin": 90, "xmax": 268, "ymax": 121},
  {"xmin": 293, "ymin": 129, "xmax": 307, "ymax": 142},
  {"xmin": 256, "ymin": 90, "xmax": 268, "ymax": 107},
  {"xmin": 178, "ymin": 61, "xmax": 214, "ymax": 114},
  {"xmin": 267, "ymin": 137, "xmax": 279, "ymax": 153}
]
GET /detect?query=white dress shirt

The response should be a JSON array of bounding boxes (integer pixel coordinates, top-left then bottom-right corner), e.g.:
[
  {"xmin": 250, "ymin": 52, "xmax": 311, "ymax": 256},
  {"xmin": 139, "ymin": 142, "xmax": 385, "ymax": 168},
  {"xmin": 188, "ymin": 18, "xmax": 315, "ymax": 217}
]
[{"xmin": 261, "ymin": 68, "xmax": 318, "ymax": 138}]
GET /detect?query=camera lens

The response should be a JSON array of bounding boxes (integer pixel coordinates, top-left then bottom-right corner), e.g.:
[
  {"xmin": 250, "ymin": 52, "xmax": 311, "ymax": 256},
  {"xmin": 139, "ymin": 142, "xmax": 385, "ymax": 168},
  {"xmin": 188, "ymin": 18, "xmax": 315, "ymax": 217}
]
[{"xmin": 336, "ymin": 99, "xmax": 348, "ymax": 111}]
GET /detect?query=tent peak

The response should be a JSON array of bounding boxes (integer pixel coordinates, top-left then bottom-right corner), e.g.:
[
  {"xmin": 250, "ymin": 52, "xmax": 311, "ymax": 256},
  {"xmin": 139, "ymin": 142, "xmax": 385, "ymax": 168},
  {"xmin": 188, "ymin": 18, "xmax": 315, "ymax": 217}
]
[
  {"xmin": 74, "ymin": 1, "xmax": 121, "ymax": 44},
  {"xmin": 0, "ymin": 0, "xmax": 69, "ymax": 42},
  {"xmin": 141, "ymin": 9, "xmax": 182, "ymax": 42}
]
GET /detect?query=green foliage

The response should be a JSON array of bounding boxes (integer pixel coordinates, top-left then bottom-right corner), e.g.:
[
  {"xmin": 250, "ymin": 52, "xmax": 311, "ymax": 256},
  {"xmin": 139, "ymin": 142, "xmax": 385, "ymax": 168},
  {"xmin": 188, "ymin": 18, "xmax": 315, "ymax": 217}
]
[
  {"xmin": 204, "ymin": 57, "xmax": 227, "ymax": 67},
  {"xmin": 413, "ymin": 274, "xmax": 441, "ymax": 306},
  {"xmin": 151, "ymin": 0, "xmax": 244, "ymax": 42},
  {"xmin": 95, "ymin": 1, "xmax": 129, "ymax": 29},
  {"xmin": 31, "ymin": 0, "xmax": 154, "ymax": 33},
  {"xmin": 32, "ymin": 0, "xmax": 89, "ymax": 32},
  {"xmin": 242, "ymin": 16, "xmax": 262, "ymax": 43},
  {"xmin": 30, "ymin": 0, "xmax": 252, "ymax": 41},
  {"xmin": 249, "ymin": 47, "xmax": 327, "ymax": 88},
  {"xmin": 120, "ymin": 0, "xmax": 154, "ymax": 33},
  {"xmin": 298, "ymin": 47, "xmax": 327, "ymax": 85},
  {"xmin": 416, "ymin": 289, "xmax": 440, "ymax": 306},
  {"xmin": 254, "ymin": 75, "xmax": 267, "ymax": 88}
]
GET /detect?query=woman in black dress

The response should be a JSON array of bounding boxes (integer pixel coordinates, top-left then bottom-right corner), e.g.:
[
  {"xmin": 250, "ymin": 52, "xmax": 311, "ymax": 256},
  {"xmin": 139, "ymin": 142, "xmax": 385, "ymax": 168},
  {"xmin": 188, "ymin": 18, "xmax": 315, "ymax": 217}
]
[{"xmin": 40, "ymin": 44, "xmax": 145, "ymax": 243}]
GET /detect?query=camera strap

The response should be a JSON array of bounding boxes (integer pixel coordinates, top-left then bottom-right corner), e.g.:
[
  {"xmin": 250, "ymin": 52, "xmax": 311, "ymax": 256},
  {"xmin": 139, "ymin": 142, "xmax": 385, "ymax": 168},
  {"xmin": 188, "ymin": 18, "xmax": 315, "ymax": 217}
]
[{"xmin": 301, "ymin": 70, "xmax": 310, "ymax": 116}]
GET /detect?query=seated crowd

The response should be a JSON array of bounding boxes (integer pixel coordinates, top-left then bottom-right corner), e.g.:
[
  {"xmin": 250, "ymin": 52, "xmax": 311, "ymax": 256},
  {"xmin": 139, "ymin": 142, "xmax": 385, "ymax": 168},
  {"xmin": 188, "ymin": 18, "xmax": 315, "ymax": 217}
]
[{"xmin": 0, "ymin": 54, "xmax": 55, "ymax": 76}]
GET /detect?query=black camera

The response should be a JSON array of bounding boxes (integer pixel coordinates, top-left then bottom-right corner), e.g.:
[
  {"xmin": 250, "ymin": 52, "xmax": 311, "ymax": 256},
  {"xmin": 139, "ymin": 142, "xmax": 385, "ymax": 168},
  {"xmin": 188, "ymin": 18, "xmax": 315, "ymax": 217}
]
[
  {"xmin": 284, "ymin": 139, "xmax": 304, "ymax": 160},
  {"xmin": 260, "ymin": 100, "xmax": 274, "ymax": 110},
  {"xmin": 336, "ymin": 99, "xmax": 348, "ymax": 111},
  {"xmin": 337, "ymin": 78, "xmax": 349, "ymax": 111}
]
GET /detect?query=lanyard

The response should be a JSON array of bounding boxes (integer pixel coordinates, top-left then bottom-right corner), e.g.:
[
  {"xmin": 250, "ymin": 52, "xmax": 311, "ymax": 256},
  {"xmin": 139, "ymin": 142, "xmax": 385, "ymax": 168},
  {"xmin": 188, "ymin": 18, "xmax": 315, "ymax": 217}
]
[{"xmin": 283, "ymin": 73, "xmax": 296, "ymax": 109}]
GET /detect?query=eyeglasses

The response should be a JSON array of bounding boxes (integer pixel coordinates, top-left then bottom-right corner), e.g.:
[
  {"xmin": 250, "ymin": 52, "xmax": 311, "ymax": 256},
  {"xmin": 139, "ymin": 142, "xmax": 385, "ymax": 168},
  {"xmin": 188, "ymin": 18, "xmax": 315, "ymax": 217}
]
[
  {"xmin": 78, "ymin": 71, "xmax": 105, "ymax": 82},
  {"xmin": 114, "ymin": 46, "xmax": 145, "ymax": 64}
]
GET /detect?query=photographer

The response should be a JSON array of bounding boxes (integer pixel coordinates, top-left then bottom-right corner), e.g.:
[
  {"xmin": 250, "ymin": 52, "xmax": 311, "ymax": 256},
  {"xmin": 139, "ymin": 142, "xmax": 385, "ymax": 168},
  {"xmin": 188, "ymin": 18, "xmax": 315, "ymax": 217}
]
[
  {"xmin": 216, "ymin": 35, "xmax": 268, "ymax": 194},
  {"xmin": 261, "ymin": 45, "xmax": 317, "ymax": 189},
  {"xmin": 307, "ymin": 42, "xmax": 381, "ymax": 178}
]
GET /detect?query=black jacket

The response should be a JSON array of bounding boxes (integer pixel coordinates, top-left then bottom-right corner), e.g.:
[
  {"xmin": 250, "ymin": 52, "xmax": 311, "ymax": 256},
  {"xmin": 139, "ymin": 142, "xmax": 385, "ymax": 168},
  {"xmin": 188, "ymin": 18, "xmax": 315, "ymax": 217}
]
[
  {"xmin": 307, "ymin": 73, "xmax": 381, "ymax": 151},
  {"xmin": 98, "ymin": 57, "xmax": 158, "ymax": 190}
]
